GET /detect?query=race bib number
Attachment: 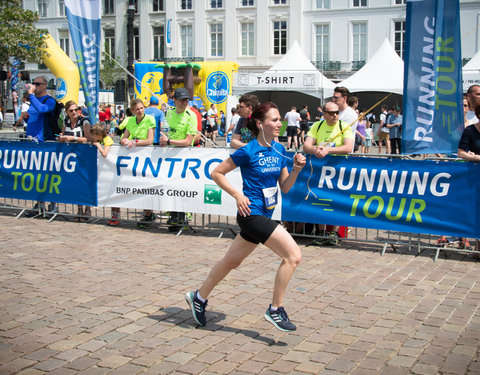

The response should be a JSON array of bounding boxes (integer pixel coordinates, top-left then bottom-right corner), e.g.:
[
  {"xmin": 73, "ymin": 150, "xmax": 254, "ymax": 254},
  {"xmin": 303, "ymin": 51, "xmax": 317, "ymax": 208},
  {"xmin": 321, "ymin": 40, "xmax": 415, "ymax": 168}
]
[{"xmin": 263, "ymin": 186, "xmax": 278, "ymax": 210}]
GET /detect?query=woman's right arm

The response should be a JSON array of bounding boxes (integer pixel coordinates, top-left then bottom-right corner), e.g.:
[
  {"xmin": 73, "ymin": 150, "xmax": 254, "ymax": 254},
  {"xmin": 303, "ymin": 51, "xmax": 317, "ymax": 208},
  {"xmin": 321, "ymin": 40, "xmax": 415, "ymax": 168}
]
[
  {"xmin": 211, "ymin": 157, "xmax": 251, "ymax": 217},
  {"xmin": 457, "ymin": 148, "xmax": 480, "ymax": 162}
]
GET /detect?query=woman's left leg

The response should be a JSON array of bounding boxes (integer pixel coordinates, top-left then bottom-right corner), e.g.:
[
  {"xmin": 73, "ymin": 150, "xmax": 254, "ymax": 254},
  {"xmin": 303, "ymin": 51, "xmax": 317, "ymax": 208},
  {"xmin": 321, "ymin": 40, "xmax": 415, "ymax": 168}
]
[{"xmin": 264, "ymin": 225, "xmax": 302, "ymax": 308}]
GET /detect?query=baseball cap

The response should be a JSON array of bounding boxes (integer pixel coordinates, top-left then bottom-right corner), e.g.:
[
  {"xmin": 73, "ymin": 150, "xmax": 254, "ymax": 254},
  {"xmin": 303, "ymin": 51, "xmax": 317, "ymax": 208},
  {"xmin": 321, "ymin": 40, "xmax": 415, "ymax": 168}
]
[
  {"xmin": 174, "ymin": 87, "xmax": 190, "ymax": 100},
  {"xmin": 150, "ymin": 96, "xmax": 159, "ymax": 105}
]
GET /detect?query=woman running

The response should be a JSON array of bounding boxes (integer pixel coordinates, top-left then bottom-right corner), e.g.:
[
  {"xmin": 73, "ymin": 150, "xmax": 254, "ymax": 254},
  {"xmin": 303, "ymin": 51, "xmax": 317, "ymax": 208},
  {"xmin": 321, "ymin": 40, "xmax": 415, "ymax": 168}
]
[{"xmin": 186, "ymin": 102, "xmax": 306, "ymax": 332}]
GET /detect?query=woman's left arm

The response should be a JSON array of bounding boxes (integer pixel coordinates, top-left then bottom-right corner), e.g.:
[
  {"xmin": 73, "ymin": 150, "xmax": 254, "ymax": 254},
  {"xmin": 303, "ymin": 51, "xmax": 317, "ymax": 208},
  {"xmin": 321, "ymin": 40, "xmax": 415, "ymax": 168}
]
[
  {"xmin": 278, "ymin": 153, "xmax": 306, "ymax": 193},
  {"xmin": 135, "ymin": 128, "xmax": 154, "ymax": 146}
]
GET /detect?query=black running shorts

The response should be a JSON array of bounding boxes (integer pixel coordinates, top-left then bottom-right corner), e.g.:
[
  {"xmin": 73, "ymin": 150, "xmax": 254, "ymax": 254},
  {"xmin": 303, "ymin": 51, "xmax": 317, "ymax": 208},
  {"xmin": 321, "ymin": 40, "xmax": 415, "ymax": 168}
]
[{"xmin": 237, "ymin": 214, "xmax": 278, "ymax": 244}]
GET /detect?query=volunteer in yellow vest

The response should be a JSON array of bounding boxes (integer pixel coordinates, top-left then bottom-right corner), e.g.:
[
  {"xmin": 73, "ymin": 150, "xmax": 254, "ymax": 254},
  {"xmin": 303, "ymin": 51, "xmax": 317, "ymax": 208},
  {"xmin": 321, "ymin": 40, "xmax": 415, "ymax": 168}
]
[
  {"xmin": 303, "ymin": 102, "xmax": 353, "ymax": 158},
  {"xmin": 303, "ymin": 101, "xmax": 353, "ymax": 246},
  {"xmin": 159, "ymin": 87, "xmax": 198, "ymax": 230},
  {"xmin": 159, "ymin": 87, "xmax": 197, "ymax": 147},
  {"xmin": 120, "ymin": 98, "xmax": 156, "ymax": 228}
]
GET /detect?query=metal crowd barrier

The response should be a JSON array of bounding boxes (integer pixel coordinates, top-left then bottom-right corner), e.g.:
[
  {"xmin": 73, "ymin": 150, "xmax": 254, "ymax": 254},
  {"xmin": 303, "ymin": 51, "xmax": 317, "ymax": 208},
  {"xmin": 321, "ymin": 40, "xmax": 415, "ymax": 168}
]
[{"xmin": 0, "ymin": 131, "xmax": 477, "ymax": 261}]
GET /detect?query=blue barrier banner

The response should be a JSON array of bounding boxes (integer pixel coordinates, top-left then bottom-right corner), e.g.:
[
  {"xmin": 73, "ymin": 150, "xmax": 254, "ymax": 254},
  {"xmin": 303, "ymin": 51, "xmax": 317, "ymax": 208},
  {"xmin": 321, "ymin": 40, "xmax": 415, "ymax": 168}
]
[
  {"xmin": 0, "ymin": 141, "xmax": 97, "ymax": 205},
  {"xmin": 65, "ymin": 0, "xmax": 101, "ymax": 125},
  {"xmin": 402, "ymin": 0, "xmax": 463, "ymax": 155},
  {"xmin": 281, "ymin": 155, "xmax": 480, "ymax": 238}
]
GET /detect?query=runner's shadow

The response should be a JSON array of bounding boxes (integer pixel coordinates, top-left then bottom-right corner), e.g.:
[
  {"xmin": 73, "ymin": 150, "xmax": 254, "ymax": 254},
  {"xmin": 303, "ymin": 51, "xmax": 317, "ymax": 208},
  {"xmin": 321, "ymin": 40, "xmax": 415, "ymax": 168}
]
[{"xmin": 149, "ymin": 307, "xmax": 287, "ymax": 346}]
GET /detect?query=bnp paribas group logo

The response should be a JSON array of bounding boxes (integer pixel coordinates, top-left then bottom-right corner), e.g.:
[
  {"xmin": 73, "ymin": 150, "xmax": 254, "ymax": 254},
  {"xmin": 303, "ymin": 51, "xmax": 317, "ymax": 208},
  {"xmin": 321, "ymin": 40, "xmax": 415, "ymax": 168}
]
[
  {"xmin": 204, "ymin": 184, "xmax": 222, "ymax": 205},
  {"xmin": 206, "ymin": 71, "xmax": 229, "ymax": 104}
]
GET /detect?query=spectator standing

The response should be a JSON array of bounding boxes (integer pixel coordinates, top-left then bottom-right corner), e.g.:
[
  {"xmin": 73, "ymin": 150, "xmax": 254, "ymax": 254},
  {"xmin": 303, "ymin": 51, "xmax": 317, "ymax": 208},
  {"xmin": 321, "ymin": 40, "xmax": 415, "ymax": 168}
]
[
  {"xmin": 58, "ymin": 100, "xmax": 92, "ymax": 221},
  {"xmin": 231, "ymin": 94, "xmax": 259, "ymax": 149},
  {"xmin": 299, "ymin": 105, "xmax": 310, "ymax": 146},
  {"xmin": 25, "ymin": 76, "xmax": 58, "ymax": 214},
  {"xmin": 387, "ymin": 107, "xmax": 402, "ymax": 154},
  {"xmin": 303, "ymin": 102, "xmax": 354, "ymax": 245},
  {"xmin": 284, "ymin": 106, "xmax": 301, "ymax": 151},
  {"xmin": 356, "ymin": 108, "xmax": 367, "ymax": 153},
  {"xmin": 466, "ymin": 84, "xmax": 480, "ymax": 124},
  {"xmin": 117, "ymin": 105, "xmax": 125, "ymax": 124},
  {"xmin": 364, "ymin": 120, "xmax": 373, "ymax": 153},
  {"xmin": 159, "ymin": 88, "xmax": 198, "ymax": 229},
  {"xmin": 14, "ymin": 92, "xmax": 30, "ymax": 132},
  {"xmin": 332, "ymin": 86, "xmax": 357, "ymax": 152},
  {"xmin": 206, "ymin": 103, "xmax": 218, "ymax": 144},
  {"xmin": 189, "ymin": 104, "xmax": 204, "ymax": 146},
  {"xmin": 120, "ymin": 99, "xmax": 156, "ymax": 228},
  {"xmin": 144, "ymin": 96, "xmax": 165, "ymax": 145},
  {"xmin": 377, "ymin": 105, "xmax": 391, "ymax": 154}
]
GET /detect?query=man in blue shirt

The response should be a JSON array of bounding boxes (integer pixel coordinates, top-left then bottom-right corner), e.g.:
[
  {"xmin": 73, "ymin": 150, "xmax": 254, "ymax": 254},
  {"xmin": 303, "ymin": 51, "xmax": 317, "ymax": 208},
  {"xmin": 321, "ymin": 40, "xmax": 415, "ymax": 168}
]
[
  {"xmin": 144, "ymin": 96, "xmax": 165, "ymax": 145},
  {"xmin": 26, "ymin": 76, "xmax": 56, "ymax": 142},
  {"xmin": 387, "ymin": 107, "xmax": 403, "ymax": 154}
]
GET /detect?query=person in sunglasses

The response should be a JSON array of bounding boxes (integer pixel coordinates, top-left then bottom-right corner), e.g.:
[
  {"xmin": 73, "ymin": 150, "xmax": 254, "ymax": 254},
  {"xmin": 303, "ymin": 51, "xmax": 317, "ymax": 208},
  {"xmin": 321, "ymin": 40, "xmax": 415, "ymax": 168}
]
[
  {"xmin": 26, "ymin": 76, "xmax": 56, "ymax": 142},
  {"xmin": 303, "ymin": 102, "xmax": 353, "ymax": 246}
]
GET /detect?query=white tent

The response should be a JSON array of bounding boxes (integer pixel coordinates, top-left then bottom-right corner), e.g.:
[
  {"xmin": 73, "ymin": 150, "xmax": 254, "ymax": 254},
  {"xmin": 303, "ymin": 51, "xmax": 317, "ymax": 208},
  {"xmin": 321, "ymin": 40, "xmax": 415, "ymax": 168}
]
[
  {"xmin": 463, "ymin": 50, "xmax": 480, "ymax": 92},
  {"xmin": 233, "ymin": 40, "xmax": 335, "ymax": 99},
  {"xmin": 340, "ymin": 39, "xmax": 404, "ymax": 95}
]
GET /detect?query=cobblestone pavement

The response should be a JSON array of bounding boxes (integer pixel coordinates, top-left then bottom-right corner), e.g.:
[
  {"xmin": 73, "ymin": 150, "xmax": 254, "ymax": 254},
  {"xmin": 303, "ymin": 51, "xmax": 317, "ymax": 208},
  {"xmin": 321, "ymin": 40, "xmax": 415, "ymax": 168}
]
[{"xmin": 0, "ymin": 212, "xmax": 479, "ymax": 375}]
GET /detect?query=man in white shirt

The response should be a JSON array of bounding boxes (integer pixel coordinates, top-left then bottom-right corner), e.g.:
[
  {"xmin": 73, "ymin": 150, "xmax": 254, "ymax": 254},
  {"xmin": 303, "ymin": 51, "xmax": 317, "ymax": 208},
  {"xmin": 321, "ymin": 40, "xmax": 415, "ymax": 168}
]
[
  {"xmin": 284, "ymin": 106, "xmax": 301, "ymax": 150},
  {"xmin": 332, "ymin": 86, "xmax": 357, "ymax": 152},
  {"xmin": 466, "ymin": 84, "xmax": 480, "ymax": 123},
  {"xmin": 14, "ymin": 92, "xmax": 30, "ymax": 132}
]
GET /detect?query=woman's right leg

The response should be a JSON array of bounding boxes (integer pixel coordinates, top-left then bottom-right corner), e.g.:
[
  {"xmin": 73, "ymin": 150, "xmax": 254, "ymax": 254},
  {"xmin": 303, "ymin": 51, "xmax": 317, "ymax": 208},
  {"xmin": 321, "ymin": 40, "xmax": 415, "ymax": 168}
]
[{"xmin": 198, "ymin": 234, "xmax": 257, "ymax": 299}]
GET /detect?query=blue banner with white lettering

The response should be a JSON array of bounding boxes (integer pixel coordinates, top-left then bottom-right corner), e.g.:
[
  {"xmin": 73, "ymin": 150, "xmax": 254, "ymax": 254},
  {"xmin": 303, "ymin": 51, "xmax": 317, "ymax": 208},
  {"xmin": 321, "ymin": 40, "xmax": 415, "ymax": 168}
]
[
  {"xmin": 282, "ymin": 155, "xmax": 480, "ymax": 238},
  {"xmin": 65, "ymin": 0, "xmax": 101, "ymax": 125},
  {"xmin": 402, "ymin": 0, "xmax": 464, "ymax": 154},
  {"xmin": 0, "ymin": 141, "xmax": 97, "ymax": 205}
]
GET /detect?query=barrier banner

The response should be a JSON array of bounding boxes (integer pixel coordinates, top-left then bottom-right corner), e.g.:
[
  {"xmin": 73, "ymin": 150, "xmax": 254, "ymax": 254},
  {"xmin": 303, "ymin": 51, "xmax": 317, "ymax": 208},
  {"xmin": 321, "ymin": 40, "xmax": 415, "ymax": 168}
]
[
  {"xmin": 97, "ymin": 146, "xmax": 243, "ymax": 216},
  {"xmin": 282, "ymin": 155, "xmax": 480, "ymax": 238},
  {"xmin": 0, "ymin": 141, "xmax": 97, "ymax": 205},
  {"xmin": 65, "ymin": 0, "xmax": 101, "ymax": 125},
  {"xmin": 402, "ymin": 0, "xmax": 463, "ymax": 155}
]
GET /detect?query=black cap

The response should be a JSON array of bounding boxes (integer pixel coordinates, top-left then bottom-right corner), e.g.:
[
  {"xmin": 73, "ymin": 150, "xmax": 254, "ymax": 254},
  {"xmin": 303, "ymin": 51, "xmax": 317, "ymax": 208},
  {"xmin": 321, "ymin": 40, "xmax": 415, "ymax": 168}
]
[{"xmin": 174, "ymin": 87, "xmax": 190, "ymax": 100}]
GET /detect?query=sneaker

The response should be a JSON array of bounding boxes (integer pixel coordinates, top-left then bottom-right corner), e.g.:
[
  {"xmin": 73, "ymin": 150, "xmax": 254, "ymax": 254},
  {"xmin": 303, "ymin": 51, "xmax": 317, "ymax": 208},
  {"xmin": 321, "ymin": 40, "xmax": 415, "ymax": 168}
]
[
  {"xmin": 108, "ymin": 219, "xmax": 119, "ymax": 226},
  {"xmin": 137, "ymin": 213, "xmax": 156, "ymax": 228},
  {"xmin": 264, "ymin": 305, "xmax": 296, "ymax": 332},
  {"xmin": 326, "ymin": 231, "xmax": 338, "ymax": 246},
  {"xmin": 458, "ymin": 239, "xmax": 472, "ymax": 250},
  {"xmin": 47, "ymin": 204, "xmax": 58, "ymax": 214},
  {"xmin": 436, "ymin": 236, "xmax": 449, "ymax": 246},
  {"xmin": 185, "ymin": 290, "xmax": 207, "ymax": 326},
  {"xmin": 167, "ymin": 212, "xmax": 179, "ymax": 226}
]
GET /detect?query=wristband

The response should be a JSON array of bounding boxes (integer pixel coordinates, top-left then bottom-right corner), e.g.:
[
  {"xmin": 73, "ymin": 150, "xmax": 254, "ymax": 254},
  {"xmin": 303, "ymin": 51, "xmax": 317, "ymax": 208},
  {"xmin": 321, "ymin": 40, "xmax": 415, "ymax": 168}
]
[
  {"xmin": 74, "ymin": 136, "xmax": 77, "ymax": 141},
  {"xmin": 167, "ymin": 138, "xmax": 171, "ymax": 145}
]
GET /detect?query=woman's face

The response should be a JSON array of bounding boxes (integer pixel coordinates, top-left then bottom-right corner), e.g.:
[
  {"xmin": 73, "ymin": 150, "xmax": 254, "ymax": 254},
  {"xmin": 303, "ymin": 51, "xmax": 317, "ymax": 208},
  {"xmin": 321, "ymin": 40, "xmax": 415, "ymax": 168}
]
[
  {"xmin": 133, "ymin": 102, "xmax": 145, "ymax": 118},
  {"xmin": 464, "ymin": 98, "xmax": 469, "ymax": 116},
  {"xmin": 67, "ymin": 103, "xmax": 79, "ymax": 121},
  {"xmin": 260, "ymin": 108, "xmax": 282, "ymax": 138}
]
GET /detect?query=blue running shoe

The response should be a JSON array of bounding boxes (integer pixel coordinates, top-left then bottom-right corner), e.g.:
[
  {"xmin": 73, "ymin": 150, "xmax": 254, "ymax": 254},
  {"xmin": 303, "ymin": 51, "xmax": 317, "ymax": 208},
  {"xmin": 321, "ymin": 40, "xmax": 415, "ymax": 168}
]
[
  {"xmin": 264, "ymin": 305, "xmax": 297, "ymax": 332},
  {"xmin": 185, "ymin": 290, "xmax": 207, "ymax": 326}
]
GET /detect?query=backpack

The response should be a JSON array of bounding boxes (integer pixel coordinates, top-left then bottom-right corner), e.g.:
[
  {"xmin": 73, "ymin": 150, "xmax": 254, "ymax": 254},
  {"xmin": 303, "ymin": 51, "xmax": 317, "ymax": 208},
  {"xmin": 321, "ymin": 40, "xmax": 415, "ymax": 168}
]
[{"xmin": 41, "ymin": 96, "xmax": 64, "ymax": 139}]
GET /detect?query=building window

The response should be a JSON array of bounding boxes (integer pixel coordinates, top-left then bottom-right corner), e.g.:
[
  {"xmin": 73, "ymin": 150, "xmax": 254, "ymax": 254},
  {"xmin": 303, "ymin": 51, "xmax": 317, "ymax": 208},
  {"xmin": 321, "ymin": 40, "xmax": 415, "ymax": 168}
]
[
  {"xmin": 394, "ymin": 21, "xmax": 405, "ymax": 59},
  {"xmin": 133, "ymin": 27, "xmax": 139, "ymax": 60},
  {"xmin": 153, "ymin": 0, "xmax": 164, "ymax": 11},
  {"xmin": 210, "ymin": 0, "xmax": 222, "ymax": 8},
  {"xmin": 273, "ymin": 0, "xmax": 287, "ymax": 4},
  {"xmin": 315, "ymin": 24, "xmax": 329, "ymax": 62},
  {"xmin": 59, "ymin": 30, "xmax": 69, "ymax": 57},
  {"xmin": 181, "ymin": 25, "xmax": 193, "ymax": 57},
  {"xmin": 352, "ymin": 23, "xmax": 367, "ymax": 62},
  {"xmin": 180, "ymin": 0, "xmax": 192, "ymax": 10},
  {"xmin": 241, "ymin": 22, "xmax": 254, "ymax": 56},
  {"xmin": 210, "ymin": 23, "xmax": 223, "ymax": 57},
  {"xmin": 104, "ymin": 0, "xmax": 114, "ymax": 15},
  {"xmin": 37, "ymin": 0, "xmax": 47, "ymax": 17},
  {"xmin": 273, "ymin": 21, "xmax": 287, "ymax": 55},
  {"xmin": 353, "ymin": 0, "xmax": 367, "ymax": 6},
  {"xmin": 316, "ymin": 0, "xmax": 330, "ymax": 8},
  {"xmin": 58, "ymin": 0, "xmax": 65, "ymax": 16},
  {"xmin": 395, "ymin": 0, "xmax": 406, "ymax": 4},
  {"xmin": 153, "ymin": 26, "xmax": 165, "ymax": 60},
  {"xmin": 104, "ymin": 29, "xmax": 115, "ymax": 59},
  {"xmin": 241, "ymin": 0, "xmax": 254, "ymax": 5}
]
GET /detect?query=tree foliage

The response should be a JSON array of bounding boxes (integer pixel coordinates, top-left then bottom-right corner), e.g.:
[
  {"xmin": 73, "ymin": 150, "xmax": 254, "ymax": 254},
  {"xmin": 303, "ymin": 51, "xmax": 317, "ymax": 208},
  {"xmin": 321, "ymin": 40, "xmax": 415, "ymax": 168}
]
[
  {"xmin": 100, "ymin": 52, "xmax": 125, "ymax": 90},
  {"xmin": 0, "ymin": 0, "xmax": 47, "ymax": 68}
]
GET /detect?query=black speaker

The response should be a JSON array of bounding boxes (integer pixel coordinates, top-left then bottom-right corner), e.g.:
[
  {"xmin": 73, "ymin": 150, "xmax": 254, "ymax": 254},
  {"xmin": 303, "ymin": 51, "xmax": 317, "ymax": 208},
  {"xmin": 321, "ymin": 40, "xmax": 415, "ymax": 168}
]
[
  {"xmin": 0, "ymin": 70, "xmax": 7, "ymax": 80},
  {"xmin": 19, "ymin": 71, "xmax": 30, "ymax": 81},
  {"xmin": 114, "ymin": 79, "xmax": 126, "ymax": 103}
]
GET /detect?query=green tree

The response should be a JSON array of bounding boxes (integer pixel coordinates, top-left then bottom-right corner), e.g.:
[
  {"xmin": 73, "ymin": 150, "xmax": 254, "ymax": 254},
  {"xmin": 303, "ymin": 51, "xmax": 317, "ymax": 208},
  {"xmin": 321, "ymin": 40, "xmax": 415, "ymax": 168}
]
[
  {"xmin": 0, "ymin": 0, "xmax": 47, "ymax": 68},
  {"xmin": 100, "ymin": 52, "xmax": 125, "ymax": 90}
]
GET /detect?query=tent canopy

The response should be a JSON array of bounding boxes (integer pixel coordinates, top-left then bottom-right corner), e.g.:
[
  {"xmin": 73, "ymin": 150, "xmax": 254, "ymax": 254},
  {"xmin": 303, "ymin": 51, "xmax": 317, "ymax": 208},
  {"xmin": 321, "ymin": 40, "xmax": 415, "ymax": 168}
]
[
  {"xmin": 340, "ymin": 39, "xmax": 404, "ymax": 95},
  {"xmin": 233, "ymin": 40, "xmax": 335, "ymax": 99},
  {"xmin": 463, "ymin": 50, "xmax": 480, "ymax": 92}
]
